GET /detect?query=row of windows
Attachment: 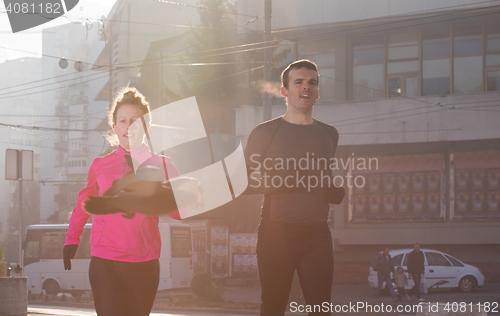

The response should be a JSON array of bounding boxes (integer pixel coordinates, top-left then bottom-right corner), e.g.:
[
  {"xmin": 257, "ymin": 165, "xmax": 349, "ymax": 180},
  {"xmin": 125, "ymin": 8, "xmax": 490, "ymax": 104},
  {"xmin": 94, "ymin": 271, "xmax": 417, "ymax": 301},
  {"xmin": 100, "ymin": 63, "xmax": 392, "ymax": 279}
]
[
  {"xmin": 11, "ymin": 139, "xmax": 42, "ymax": 147},
  {"xmin": 298, "ymin": 22, "xmax": 500, "ymax": 101},
  {"xmin": 68, "ymin": 159, "xmax": 87, "ymax": 168}
]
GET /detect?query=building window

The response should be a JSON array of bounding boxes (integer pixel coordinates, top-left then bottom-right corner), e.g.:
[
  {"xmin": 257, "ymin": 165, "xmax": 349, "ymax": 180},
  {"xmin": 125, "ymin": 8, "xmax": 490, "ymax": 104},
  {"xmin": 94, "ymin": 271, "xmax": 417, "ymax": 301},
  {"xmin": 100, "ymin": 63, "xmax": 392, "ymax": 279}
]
[
  {"xmin": 348, "ymin": 21, "xmax": 500, "ymax": 100},
  {"xmin": 453, "ymin": 26, "xmax": 483, "ymax": 94},
  {"xmin": 352, "ymin": 34, "xmax": 385, "ymax": 100},
  {"xmin": 422, "ymin": 58, "xmax": 451, "ymax": 96},
  {"xmin": 486, "ymin": 24, "xmax": 500, "ymax": 92},
  {"xmin": 422, "ymin": 28, "xmax": 450, "ymax": 58},
  {"xmin": 388, "ymin": 32, "xmax": 419, "ymax": 60},
  {"xmin": 422, "ymin": 28, "xmax": 451, "ymax": 96},
  {"xmin": 487, "ymin": 70, "xmax": 500, "ymax": 91}
]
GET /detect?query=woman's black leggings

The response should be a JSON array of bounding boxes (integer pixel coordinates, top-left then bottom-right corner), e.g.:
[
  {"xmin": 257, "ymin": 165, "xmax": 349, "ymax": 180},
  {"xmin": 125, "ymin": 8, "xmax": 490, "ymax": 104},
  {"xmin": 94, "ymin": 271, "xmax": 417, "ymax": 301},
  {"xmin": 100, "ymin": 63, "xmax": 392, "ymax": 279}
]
[
  {"xmin": 89, "ymin": 256, "xmax": 159, "ymax": 316},
  {"xmin": 257, "ymin": 220, "xmax": 334, "ymax": 316}
]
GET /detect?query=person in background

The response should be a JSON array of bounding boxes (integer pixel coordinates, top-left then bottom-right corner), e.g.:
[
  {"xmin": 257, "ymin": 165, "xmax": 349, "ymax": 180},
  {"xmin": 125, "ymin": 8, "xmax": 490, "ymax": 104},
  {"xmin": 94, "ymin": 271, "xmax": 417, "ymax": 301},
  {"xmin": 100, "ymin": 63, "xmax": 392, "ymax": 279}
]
[
  {"xmin": 394, "ymin": 266, "xmax": 408, "ymax": 302},
  {"xmin": 407, "ymin": 243, "xmax": 425, "ymax": 302},
  {"xmin": 373, "ymin": 247, "xmax": 398, "ymax": 302}
]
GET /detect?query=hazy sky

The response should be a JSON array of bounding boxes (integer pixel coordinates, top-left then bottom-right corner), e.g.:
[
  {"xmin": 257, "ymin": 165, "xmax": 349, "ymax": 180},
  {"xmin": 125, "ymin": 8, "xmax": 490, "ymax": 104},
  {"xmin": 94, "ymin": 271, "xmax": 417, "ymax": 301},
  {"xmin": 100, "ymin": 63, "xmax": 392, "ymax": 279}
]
[{"xmin": 0, "ymin": 0, "xmax": 116, "ymax": 63}]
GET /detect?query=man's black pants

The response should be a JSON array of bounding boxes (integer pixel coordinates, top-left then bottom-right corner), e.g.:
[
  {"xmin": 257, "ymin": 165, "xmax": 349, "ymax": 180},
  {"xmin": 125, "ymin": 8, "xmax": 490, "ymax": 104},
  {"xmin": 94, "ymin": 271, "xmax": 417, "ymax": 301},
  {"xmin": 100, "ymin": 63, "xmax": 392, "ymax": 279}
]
[
  {"xmin": 89, "ymin": 256, "xmax": 159, "ymax": 316},
  {"xmin": 408, "ymin": 272, "xmax": 423, "ymax": 299},
  {"xmin": 257, "ymin": 220, "xmax": 333, "ymax": 316}
]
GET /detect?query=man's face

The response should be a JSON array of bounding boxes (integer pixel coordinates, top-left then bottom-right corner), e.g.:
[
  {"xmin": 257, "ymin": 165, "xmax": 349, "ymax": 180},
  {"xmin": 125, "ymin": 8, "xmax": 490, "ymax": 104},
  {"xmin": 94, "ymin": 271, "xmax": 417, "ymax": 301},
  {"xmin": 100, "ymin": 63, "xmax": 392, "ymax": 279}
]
[
  {"xmin": 414, "ymin": 244, "xmax": 420, "ymax": 252},
  {"xmin": 383, "ymin": 248, "xmax": 390, "ymax": 255},
  {"xmin": 281, "ymin": 67, "xmax": 319, "ymax": 114}
]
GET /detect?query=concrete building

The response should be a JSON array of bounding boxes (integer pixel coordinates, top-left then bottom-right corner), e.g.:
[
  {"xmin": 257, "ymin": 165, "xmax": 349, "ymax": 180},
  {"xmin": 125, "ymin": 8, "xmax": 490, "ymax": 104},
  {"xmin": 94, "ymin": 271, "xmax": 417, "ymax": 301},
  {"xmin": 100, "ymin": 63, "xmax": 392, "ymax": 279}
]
[
  {"xmin": 234, "ymin": 0, "xmax": 500, "ymax": 282},
  {"xmin": 91, "ymin": 0, "xmax": 202, "ymax": 111},
  {"xmin": 0, "ymin": 57, "xmax": 42, "ymax": 262},
  {"xmin": 40, "ymin": 22, "xmax": 107, "ymax": 223}
]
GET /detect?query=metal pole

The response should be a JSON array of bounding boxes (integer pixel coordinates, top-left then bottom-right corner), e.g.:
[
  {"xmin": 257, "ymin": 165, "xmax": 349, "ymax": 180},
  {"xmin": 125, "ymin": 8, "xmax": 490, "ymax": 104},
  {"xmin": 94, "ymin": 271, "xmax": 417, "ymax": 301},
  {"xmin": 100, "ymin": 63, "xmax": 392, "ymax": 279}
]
[
  {"xmin": 263, "ymin": 0, "xmax": 272, "ymax": 121},
  {"xmin": 17, "ymin": 150, "xmax": 23, "ymax": 271}
]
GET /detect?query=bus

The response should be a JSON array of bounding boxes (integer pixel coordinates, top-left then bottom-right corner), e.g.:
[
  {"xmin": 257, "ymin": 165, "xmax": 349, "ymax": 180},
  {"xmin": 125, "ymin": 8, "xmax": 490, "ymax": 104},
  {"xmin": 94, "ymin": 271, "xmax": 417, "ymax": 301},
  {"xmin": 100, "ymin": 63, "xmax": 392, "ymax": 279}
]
[{"xmin": 22, "ymin": 220, "xmax": 193, "ymax": 296}]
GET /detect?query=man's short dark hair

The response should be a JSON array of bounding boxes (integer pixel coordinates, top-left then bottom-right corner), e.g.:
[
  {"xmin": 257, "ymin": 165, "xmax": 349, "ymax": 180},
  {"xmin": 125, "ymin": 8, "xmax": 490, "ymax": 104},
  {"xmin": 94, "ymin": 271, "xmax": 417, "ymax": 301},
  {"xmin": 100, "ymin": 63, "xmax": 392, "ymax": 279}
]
[{"xmin": 281, "ymin": 59, "xmax": 319, "ymax": 89}]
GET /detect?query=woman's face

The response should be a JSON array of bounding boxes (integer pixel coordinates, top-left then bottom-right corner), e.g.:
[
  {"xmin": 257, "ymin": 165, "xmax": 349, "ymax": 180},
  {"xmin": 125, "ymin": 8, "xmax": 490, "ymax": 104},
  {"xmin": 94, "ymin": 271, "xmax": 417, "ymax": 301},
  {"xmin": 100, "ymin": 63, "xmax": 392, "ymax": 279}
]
[{"xmin": 113, "ymin": 103, "xmax": 147, "ymax": 151}]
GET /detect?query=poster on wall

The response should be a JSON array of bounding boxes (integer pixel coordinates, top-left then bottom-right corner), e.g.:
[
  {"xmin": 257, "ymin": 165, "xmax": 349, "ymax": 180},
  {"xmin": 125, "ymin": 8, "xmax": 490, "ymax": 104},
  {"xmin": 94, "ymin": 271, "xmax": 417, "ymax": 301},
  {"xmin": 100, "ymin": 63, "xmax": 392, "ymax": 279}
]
[
  {"xmin": 229, "ymin": 234, "xmax": 258, "ymax": 279},
  {"xmin": 189, "ymin": 221, "xmax": 208, "ymax": 273},
  {"xmin": 210, "ymin": 226, "xmax": 229, "ymax": 278},
  {"xmin": 452, "ymin": 151, "xmax": 500, "ymax": 219},
  {"xmin": 350, "ymin": 153, "xmax": 445, "ymax": 222},
  {"xmin": 382, "ymin": 194, "xmax": 396, "ymax": 213},
  {"xmin": 487, "ymin": 169, "xmax": 500, "ymax": 190}
]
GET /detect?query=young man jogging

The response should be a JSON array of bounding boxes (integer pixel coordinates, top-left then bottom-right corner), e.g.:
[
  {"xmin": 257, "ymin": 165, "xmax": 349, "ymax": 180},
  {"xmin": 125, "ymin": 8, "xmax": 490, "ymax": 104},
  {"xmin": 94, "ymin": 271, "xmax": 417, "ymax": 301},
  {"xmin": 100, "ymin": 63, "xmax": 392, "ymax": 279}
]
[{"xmin": 244, "ymin": 60, "xmax": 344, "ymax": 316}]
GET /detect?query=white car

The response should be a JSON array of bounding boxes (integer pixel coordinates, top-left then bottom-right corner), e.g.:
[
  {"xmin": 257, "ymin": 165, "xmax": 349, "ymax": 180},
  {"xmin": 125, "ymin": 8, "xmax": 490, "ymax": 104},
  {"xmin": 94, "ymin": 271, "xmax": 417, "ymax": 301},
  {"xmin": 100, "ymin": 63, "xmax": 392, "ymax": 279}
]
[{"xmin": 368, "ymin": 249, "xmax": 484, "ymax": 292}]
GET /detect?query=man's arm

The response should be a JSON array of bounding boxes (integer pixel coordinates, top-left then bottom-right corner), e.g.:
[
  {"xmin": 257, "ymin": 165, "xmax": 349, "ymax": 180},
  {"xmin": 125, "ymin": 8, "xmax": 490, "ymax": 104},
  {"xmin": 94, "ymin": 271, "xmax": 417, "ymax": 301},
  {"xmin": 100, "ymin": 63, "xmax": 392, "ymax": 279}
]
[
  {"xmin": 242, "ymin": 125, "xmax": 272, "ymax": 195},
  {"xmin": 324, "ymin": 124, "xmax": 345, "ymax": 204}
]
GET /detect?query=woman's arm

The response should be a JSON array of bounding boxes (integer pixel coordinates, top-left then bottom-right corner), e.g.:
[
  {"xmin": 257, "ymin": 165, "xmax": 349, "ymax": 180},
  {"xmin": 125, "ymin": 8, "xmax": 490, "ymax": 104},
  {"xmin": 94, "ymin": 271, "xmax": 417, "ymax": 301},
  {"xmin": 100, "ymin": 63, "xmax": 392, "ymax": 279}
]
[{"xmin": 65, "ymin": 162, "xmax": 98, "ymax": 245}]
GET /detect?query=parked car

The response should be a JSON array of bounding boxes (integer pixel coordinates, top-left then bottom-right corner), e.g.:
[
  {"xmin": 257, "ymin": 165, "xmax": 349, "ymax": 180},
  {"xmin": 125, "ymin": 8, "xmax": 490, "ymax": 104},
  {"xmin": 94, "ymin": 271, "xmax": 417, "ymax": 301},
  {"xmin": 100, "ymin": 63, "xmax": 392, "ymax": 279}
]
[{"xmin": 368, "ymin": 249, "xmax": 484, "ymax": 292}]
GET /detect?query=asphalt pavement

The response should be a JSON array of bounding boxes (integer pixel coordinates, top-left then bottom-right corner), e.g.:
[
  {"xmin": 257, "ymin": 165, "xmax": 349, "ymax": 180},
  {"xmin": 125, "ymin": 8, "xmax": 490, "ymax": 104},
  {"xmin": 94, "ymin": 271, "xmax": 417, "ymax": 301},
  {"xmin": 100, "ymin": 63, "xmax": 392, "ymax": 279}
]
[{"xmin": 28, "ymin": 283, "xmax": 500, "ymax": 316}]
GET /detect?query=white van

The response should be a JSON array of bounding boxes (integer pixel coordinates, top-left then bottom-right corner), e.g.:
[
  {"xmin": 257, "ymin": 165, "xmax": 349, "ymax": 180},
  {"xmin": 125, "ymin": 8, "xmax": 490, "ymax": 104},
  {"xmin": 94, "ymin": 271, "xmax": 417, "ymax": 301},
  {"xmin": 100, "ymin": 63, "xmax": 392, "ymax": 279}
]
[
  {"xmin": 23, "ymin": 221, "xmax": 193, "ymax": 296},
  {"xmin": 368, "ymin": 248, "xmax": 484, "ymax": 293}
]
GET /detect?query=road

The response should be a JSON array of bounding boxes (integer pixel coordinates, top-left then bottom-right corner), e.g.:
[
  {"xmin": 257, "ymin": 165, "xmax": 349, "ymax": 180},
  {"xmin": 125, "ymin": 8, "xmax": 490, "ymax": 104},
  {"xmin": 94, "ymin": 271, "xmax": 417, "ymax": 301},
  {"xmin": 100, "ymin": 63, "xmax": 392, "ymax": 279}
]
[{"xmin": 28, "ymin": 282, "xmax": 500, "ymax": 316}]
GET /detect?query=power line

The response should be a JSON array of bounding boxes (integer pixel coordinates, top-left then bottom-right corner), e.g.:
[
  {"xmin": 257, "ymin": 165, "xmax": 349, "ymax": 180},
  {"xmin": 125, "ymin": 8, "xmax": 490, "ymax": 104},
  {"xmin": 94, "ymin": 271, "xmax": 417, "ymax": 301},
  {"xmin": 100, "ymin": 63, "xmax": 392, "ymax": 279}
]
[
  {"xmin": 2, "ymin": 2, "xmax": 498, "ymax": 71},
  {"xmin": 0, "ymin": 130, "xmax": 107, "ymax": 151},
  {"xmin": 0, "ymin": 121, "xmax": 104, "ymax": 132},
  {"xmin": 0, "ymin": 67, "xmax": 103, "ymax": 93},
  {"xmin": 0, "ymin": 71, "xmax": 120, "ymax": 100},
  {"xmin": 454, "ymin": 108, "xmax": 500, "ymax": 112},
  {"xmin": 0, "ymin": 45, "xmax": 96, "ymax": 67},
  {"xmin": 102, "ymin": 2, "xmax": 500, "ymax": 68},
  {"xmin": 107, "ymin": 15, "xmax": 263, "ymax": 69},
  {"xmin": 0, "ymin": 61, "xmax": 262, "ymax": 97},
  {"xmin": 2, "ymin": 5, "xmax": 497, "ymax": 93},
  {"xmin": 0, "ymin": 114, "xmax": 104, "ymax": 120},
  {"xmin": 342, "ymin": 128, "xmax": 463, "ymax": 135},
  {"xmin": 155, "ymin": 9, "xmax": 500, "ymax": 63},
  {"xmin": 332, "ymin": 108, "xmax": 450, "ymax": 128},
  {"xmin": 0, "ymin": 71, "xmax": 111, "ymax": 97},
  {"xmin": 1, "ymin": 4, "xmax": 498, "ymax": 107}
]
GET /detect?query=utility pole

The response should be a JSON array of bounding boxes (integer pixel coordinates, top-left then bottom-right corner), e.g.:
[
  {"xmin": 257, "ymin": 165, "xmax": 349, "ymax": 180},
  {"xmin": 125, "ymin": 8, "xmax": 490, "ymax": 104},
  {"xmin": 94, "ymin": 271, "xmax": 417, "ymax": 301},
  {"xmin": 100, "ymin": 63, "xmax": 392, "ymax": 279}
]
[
  {"xmin": 263, "ymin": 0, "xmax": 272, "ymax": 121},
  {"xmin": 5, "ymin": 149, "xmax": 33, "ymax": 270}
]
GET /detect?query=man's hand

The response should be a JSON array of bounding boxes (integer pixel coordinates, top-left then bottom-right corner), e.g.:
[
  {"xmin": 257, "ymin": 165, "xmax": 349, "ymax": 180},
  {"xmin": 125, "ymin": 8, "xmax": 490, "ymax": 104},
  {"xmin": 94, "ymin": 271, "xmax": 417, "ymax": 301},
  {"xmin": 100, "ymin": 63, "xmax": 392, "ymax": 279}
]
[
  {"xmin": 328, "ymin": 185, "xmax": 345, "ymax": 204},
  {"xmin": 63, "ymin": 244, "xmax": 78, "ymax": 271}
]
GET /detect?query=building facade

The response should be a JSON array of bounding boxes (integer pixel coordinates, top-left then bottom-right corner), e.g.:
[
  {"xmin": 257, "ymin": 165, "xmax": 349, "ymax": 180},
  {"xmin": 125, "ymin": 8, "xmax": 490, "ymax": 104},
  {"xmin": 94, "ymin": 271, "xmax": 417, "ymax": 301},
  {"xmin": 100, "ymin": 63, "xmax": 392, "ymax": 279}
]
[
  {"xmin": 0, "ymin": 57, "xmax": 42, "ymax": 262},
  {"xmin": 40, "ymin": 22, "xmax": 108, "ymax": 223},
  {"xmin": 235, "ymin": 0, "xmax": 500, "ymax": 282}
]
